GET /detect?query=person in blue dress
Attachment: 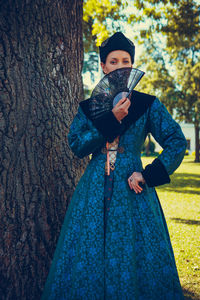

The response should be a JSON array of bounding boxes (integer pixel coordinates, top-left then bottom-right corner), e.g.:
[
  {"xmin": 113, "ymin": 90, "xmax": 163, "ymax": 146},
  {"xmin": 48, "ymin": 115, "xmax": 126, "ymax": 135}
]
[{"xmin": 41, "ymin": 32, "xmax": 187, "ymax": 300}]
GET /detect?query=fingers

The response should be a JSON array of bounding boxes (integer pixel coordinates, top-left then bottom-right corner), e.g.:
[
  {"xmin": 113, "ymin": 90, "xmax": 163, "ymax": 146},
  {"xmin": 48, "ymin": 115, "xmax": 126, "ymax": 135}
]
[
  {"xmin": 135, "ymin": 183, "xmax": 143, "ymax": 193},
  {"xmin": 112, "ymin": 97, "xmax": 131, "ymax": 122},
  {"xmin": 119, "ymin": 97, "xmax": 127, "ymax": 104},
  {"xmin": 128, "ymin": 172, "xmax": 145, "ymax": 194},
  {"xmin": 116, "ymin": 98, "xmax": 131, "ymax": 108},
  {"xmin": 128, "ymin": 179, "xmax": 143, "ymax": 193},
  {"xmin": 122, "ymin": 99, "xmax": 131, "ymax": 111},
  {"xmin": 117, "ymin": 98, "xmax": 131, "ymax": 115},
  {"xmin": 128, "ymin": 180, "xmax": 143, "ymax": 193},
  {"xmin": 116, "ymin": 97, "xmax": 127, "ymax": 105}
]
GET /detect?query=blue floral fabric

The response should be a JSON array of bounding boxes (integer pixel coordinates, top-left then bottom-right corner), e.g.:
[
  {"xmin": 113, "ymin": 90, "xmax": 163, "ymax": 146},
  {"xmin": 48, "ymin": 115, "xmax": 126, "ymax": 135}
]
[
  {"xmin": 41, "ymin": 97, "xmax": 187, "ymax": 300},
  {"xmin": 104, "ymin": 170, "xmax": 114, "ymax": 255}
]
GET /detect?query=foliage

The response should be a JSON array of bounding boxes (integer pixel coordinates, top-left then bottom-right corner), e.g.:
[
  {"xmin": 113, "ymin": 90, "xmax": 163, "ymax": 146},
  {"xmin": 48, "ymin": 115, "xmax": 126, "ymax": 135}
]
[
  {"xmin": 83, "ymin": 0, "xmax": 127, "ymax": 47},
  {"xmin": 82, "ymin": 52, "xmax": 99, "ymax": 83},
  {"xmin": 132, "ymin": 0, "xmax": 200, "ymax": 118},
  {"xmin": 83, "ymin": 0, "xmax": 128, "ymax": 80},
  {"xmin": 184, "ymin": 149, "xmax": 189, "ymax": 156},
  {"xmin": 142, "ymin": 135, "xmax": 156, "ymax": 155},
  {"xmin": 130, "ymin": 0, "xmax": 200, "ymax": 161},
  {"xmin": 135, "ymin": 46, "xmax": 178, "ymax": 115}
]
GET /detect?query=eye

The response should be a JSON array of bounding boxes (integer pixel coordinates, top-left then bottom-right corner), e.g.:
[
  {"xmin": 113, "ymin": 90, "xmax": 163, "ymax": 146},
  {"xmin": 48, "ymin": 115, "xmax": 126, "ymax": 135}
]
[{"xmin": 110, "ymin": 60, "xmax": 116, "ymax": 65}]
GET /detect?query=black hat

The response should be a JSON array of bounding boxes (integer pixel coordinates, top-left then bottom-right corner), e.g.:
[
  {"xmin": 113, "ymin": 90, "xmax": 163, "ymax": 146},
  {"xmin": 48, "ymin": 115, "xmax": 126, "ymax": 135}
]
[{"xmin": 99, "ymin": 32, "xmax": 135, "ymax": 64}]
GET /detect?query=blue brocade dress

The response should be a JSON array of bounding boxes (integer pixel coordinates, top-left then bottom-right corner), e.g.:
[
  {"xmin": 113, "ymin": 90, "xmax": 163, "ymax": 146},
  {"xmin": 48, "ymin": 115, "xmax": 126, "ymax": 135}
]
[{"xmin": 41, "ymin": 94, "xmax": 187, "ymax": 300}]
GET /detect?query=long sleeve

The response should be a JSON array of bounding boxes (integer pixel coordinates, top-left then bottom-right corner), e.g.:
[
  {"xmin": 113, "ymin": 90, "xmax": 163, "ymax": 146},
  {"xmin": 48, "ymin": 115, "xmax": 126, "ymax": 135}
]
[
  {"xmin": 68, "ymin": 106, "xmax": 106, "ymax": 158},
  {"xmin": 142, "ymin": 98, "xmax": 187, "ymax": 187}
]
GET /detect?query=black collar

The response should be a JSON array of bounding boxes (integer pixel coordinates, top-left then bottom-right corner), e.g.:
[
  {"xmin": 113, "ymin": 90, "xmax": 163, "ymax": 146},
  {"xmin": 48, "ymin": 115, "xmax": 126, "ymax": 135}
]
[
  {"xmin": 80, "ymin": 90, "xmax": 156, "ymax": 138},
  {"xmin": 120, "ymin": 90, "xmax": 156, "ymax": 134}
]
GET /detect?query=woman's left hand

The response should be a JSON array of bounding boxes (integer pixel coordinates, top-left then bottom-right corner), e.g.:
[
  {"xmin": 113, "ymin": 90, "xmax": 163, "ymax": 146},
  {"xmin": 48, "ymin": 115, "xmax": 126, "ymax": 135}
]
[{"xmin": 128, "ymin": 172, "xmax": 145, "ymax": 193}]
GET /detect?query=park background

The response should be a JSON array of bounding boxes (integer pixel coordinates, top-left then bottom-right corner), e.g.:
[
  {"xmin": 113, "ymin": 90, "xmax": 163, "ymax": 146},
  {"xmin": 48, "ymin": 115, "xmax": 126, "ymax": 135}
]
[{"xmin": 0, "ymin": 0, "xmax": 199, "ymax": 299}]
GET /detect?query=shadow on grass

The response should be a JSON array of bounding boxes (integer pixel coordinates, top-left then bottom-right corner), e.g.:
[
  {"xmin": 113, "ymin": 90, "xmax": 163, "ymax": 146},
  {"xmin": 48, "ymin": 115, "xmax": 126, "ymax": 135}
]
[
  {"xmin": 183, "ymin": 159, "xmax": 200, "ymax": 164},
  {"xmin": 157, "ymin": 173, "xmax": 200, "ymax": 195},
  {"xmin": 170, "ymin": 218, "xmax": 200, "ymax": 226},
  {"xmin": 183, "ymin": 286, "xmax": 200, "ymax": 300}
]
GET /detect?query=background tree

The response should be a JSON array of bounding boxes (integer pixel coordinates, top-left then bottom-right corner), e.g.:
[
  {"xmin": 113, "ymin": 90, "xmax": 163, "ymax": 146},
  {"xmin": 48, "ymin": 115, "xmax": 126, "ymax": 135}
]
[
  {"xmin": 0, "ymin": 0, "xmax": 86, "ymax": 299},
  {"xmin": 83, "ymin": 0, "xmax": 127, "ymax": 82},
  {"xmin": 128, "ymin": 0, "xmax": 200, "ymax": 162},
  {"xmin": 136, "ymin": 45, "xmax": 178, "ymax": 115}
]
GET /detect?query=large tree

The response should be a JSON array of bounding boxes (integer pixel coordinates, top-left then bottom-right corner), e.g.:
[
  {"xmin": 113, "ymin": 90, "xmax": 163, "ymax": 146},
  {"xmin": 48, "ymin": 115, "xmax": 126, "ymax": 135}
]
[{"xmin": 0, "ymin": 0, "xmax": 87, "ymax": 299}]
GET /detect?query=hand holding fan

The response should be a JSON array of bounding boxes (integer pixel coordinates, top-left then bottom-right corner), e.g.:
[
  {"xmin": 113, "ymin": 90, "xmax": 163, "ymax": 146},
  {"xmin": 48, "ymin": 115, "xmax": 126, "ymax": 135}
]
[{"xmin": 88, "ymin": 67, "xmax": 145, "ymax": 120}]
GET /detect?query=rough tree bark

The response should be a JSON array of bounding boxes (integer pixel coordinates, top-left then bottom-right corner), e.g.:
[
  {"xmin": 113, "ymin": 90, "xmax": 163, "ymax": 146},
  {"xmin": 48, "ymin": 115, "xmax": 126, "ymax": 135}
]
[{"xmin": 0, "ymin": 0, "xmax": 87, "ymax": 299}]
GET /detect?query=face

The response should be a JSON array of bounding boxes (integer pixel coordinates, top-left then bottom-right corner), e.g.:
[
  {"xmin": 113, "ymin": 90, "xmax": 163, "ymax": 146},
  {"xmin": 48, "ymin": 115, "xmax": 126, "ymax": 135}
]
[{"xmin": 101, "ymin": 50, "xmax": 132, "ymax": 74}]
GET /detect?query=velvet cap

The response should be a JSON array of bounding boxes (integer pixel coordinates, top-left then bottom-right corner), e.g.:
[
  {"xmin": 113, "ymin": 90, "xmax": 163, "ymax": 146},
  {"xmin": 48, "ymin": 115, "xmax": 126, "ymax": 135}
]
[{"xmin": 99, "ymin": 32, "xmax": 135, "ymax": 64}]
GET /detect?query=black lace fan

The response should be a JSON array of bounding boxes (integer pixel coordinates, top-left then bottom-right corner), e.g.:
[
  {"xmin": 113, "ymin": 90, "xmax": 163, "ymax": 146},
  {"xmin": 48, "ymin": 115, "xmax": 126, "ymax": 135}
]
[{"xmin": 88, "ymin": 67, "xmax": 145, "ymax": 120}]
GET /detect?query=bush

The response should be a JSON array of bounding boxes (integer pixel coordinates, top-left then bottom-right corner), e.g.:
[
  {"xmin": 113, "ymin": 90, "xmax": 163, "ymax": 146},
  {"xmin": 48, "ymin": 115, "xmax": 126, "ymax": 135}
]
[
  {"xmin": 185, "ymin": 149, "xmax": 189, "ymax": 156},
  {"xmin": 141, "ymin": 151, "xmax": 159, "ymax": 157},
  {"xmin": 191, "ymin": 151, "xmax": 200, "ymax": 156},
  {"xmin": 142, "ymin": 139, "xmax": 156, "ymax": 155}
]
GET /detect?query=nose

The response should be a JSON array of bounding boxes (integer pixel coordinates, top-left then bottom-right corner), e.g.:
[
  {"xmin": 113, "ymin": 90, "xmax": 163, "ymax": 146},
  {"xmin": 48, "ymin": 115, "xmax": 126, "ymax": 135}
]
[{"xmin": 118, "ymin": 63, "xmax": 125, "ymax": 69}]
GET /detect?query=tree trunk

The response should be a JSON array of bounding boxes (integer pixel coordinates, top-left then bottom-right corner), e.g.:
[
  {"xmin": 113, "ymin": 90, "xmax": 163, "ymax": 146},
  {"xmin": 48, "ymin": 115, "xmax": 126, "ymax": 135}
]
[
  {"xmin": 146, "ymin": 133, "xmax": 151, "ymax": 156},
  {"xmin": 194, "ymin": 103, "xmax": 200, "ymax": 162},
  {"xmin": 0, "ymin": 0, "xmax": 87, "ymax": 299},
  {"xmin": 194, "ymin": 122, "xmax": 200, "ymax": 163}
]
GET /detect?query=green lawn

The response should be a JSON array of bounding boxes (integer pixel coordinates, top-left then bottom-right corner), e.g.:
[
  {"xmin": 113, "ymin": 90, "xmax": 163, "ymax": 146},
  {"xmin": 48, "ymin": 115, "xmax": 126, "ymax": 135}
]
[{"xmin": 142, "ymin": 155, "xmax": 200, "ymax": 299}]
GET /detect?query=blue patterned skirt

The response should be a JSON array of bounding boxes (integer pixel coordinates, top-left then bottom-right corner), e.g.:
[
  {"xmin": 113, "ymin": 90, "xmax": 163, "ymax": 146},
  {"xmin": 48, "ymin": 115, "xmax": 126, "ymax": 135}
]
[
  {"xmin": 104, "ymin": 170, "xmax": 114, "ymax": 252},
  {"xmin": 41, "ymin": 168, "xmax": 184, "ymax": 300}
]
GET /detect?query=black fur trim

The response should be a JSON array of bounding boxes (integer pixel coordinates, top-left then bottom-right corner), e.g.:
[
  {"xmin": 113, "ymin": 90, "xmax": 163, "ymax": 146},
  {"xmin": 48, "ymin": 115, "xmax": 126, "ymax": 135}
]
[
  {"xmin": 79, "ymin": 90, "xmax": 156, "ymax": 142},
  {"xmin": 120, "ymin": 90, "xmax": 155, "ymax": 135},
  {"xmin": 141, "ymin": 158, "xmax": 170, "ymax": 187},
  {"xmin": 92, "ymin": 111, "xmax": 122, "ymax": 142}
]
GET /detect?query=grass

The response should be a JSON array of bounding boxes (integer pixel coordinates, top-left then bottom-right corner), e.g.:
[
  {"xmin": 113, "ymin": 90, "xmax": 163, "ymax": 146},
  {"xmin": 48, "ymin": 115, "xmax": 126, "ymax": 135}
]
[{"xmin": 141, "ymin": 155, "xmax": 200, "ymax": 299}]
